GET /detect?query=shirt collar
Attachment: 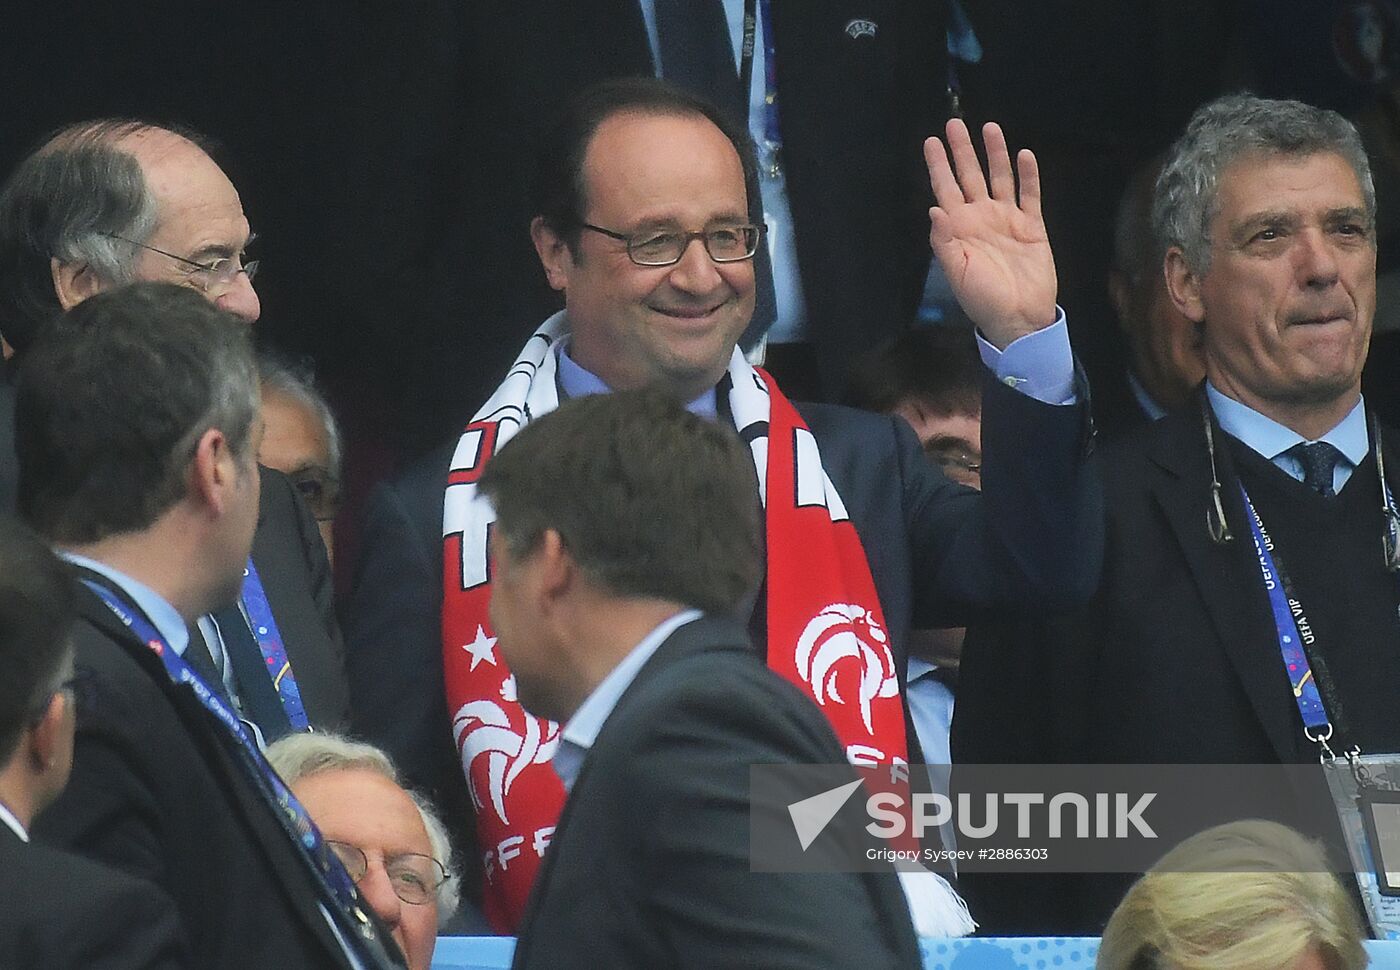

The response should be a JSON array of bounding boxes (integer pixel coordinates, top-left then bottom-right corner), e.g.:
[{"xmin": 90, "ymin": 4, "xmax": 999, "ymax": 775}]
[
  {"xmin": 1205, "ymin": 382, "xmax": 1369, "ymax": 468},
  {"xmin": 554, "ymin": 336, "xmax": 719, "ymax": 421},
  {"xmin": 61, "ymin": 552, "xmax": 191, "ymax": 657},
  {"xmin": 1127, "ymin": 372, "xmax": 1168, "ymax": 422},
  {"xmin": 907, "ymin": 655, "xmax": 939, "ymax": 683},
  {"xmin": 553, "ymin": 608, "xmax": 702, "ymax": 790},
  {"xmin": 0, "ymin": 801, "xmax": 27, "ymax": 842}
]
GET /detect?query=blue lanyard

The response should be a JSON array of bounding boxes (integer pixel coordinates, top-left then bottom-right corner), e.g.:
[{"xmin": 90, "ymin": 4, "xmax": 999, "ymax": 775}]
[
  {"xmin": 81, "ymin": 578, "xmax": 362, "ymax": 909},
  {"xmin": 240, "ymin": 560, "xmax": 309, "ymax": 731},
  {"xmin": 739, "ymin": 0, "xmax": 782, "ymax": 178},
  {"xmin": 1238, "ymin": 486, "xmax": 1332, "ymax": 739}
]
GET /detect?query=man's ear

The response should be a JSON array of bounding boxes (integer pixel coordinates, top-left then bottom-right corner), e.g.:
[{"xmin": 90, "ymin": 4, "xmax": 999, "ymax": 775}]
[
  {"xmin": 535, "ymin": 528, "xmax": 576, "ymax": 602},
  {"xmin": 531, "ymin": 217, "xmax": 574, "ymax": 292},
  {"xmin": 26, "ymin": 691, "xmax": 67, "ymax": 774},
  {"xmin": 50, "ymin": 258, "xmax": 106, "ymax": 310},
  {"xmin": 1163, "ymin": 247, "xmax": 1207, "ymax": 324},
  {"xmin": 189, "ymin": 427, "xmax": 236, "ymax": 515}
]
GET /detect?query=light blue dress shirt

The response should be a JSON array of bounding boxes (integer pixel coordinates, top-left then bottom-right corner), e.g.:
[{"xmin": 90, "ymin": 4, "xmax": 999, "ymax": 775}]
[
  {"xmin": 552, "ymin": 608, "xmax": 702, "ymax": 791},
  {"xmin": 60, "ymin": 552, "xmax": 189, "ymax": 657},
  {"xmin": 905, "ymin": 656, "xmax": 954, "ymax": 767},
  {"xmin": 556, "ymin": 315, "xmax": 1077, "ymax": 408},
  {"xmin": 1207, "ymin": 383, "xmax": 1368, "ymax": 494}
]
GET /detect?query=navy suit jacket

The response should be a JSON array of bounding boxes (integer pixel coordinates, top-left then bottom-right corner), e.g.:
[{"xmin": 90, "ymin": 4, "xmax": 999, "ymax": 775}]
[
  {"xmin": 0, "ymin": 823, "xmax": 187, "ymax": 970},
  {"xmin": 512, "ymin": 614, "xmax": 921, "ymax": 969},
  {"xmin": 33, "ymin": 583, "xmax": 404, "ymax": 970},
  {"xmin": 345, "ymin": 374, "xmax": 1102, "ymax": 903}
]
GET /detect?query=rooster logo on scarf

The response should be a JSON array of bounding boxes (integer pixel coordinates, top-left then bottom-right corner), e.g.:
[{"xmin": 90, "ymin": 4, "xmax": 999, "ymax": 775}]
[
  {"xmin": 453, "ymin": 675, "xmax": 560, "ymax": 824},
  {"xmin": 795, "ymin": 603, "xmax": 898, "ymax": 734}
]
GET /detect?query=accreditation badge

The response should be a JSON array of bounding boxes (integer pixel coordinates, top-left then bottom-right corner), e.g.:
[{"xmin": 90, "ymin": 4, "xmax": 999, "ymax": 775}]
[{"xmin": 1322, "ymin": 753, "xmax": 1400, "ymax": 938}]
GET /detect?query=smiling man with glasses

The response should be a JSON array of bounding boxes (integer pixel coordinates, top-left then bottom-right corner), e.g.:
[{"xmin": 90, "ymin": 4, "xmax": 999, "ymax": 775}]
[{"xmin": 347, "ymin": 76, "xmax": 1104, "ymax": 936}]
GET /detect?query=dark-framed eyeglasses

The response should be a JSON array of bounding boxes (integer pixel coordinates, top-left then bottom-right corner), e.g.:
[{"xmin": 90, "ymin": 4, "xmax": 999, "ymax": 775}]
[
  {"xmin": 104, "ymin": 232, "xmax": 260, "ymax": 294},
  {"xmin": 326, "ymin": 840, "xmax": 446, "ymax": 906},
  {"xmin": 288, "ymin": 468, "xmax": 342, "ymax": 524},
  {"xmin": 578, "ymin": 222, "xmax": 765, "ymax": 266},
  {"xmin": 924, "ymin": 444, "xmax": 982, "ymax": 478}
]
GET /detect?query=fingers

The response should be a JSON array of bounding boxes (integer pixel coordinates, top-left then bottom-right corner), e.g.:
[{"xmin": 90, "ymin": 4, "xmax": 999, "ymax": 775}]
[
  {"xmin": 984, "ymin": 123, "xmax": 1015, "ymax": 201},
  {"xmin": 924, "ymin": 135, "xmax": 962, "ymax": 210},
  {"xmin": 1016, "ymin": 147, "xmax": 1043, "ymax": 224},
  {"xmin": 946, "ymin": 118, "xmax": 988, "ymax": 202}
]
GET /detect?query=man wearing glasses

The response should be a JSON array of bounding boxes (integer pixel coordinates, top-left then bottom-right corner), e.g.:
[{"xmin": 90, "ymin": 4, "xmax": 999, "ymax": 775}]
[
  {"xmin": 268, "ymin": 732, "xmax": 463, "ymax": 970},
  {"xmin": 348, "ymin": 77, "xmax": 1102, "ymax": 930},
  {"xmin": 0, "ymin": 120, "xmax": 351, "ymax": 742}
]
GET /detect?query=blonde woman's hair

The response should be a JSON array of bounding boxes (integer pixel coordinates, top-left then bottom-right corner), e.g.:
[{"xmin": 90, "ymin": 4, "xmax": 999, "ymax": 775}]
[{"xmin": 1098, "ymin": 820, "xmax": 1367, "ymax": 970}]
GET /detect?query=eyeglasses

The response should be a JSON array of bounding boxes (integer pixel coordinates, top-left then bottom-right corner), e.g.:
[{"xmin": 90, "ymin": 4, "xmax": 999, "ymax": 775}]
[
  {"xmin": 579, "ymin": 222, "xmax": 765, "ymax": 266},
  {"xmin": 925, "ymin": 444, "xmax": 982, "ymax": 478},
  {"xmin": 288, "ymin": 468, "xmax": 342, "ymax": 524},
  {"xmin": 104, "ymin": 232, "xmax": 260, "ymax": 295},
  {"xmin": 326, "ymin": 840, "xmax": 446, "ymax": 906}
]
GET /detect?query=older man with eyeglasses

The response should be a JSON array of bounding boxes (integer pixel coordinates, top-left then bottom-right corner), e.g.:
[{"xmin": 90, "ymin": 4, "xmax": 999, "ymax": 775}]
[
  {"xmin": 268, "ymin": 732, "xmax": 462, "ymax": 970},
  {"xmin": 0, "ymin": 119, "xmax": 351, "ymax": 743}
]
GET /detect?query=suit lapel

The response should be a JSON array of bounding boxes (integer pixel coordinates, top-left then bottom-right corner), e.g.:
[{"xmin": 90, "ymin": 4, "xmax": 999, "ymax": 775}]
[
  {"xmin": 1145, "ymin": 410, "xmax": 1301, "ymax": 763},
  {"xmin": 71, "ymin": 585, "xmax": 367, "ymax": 967}
]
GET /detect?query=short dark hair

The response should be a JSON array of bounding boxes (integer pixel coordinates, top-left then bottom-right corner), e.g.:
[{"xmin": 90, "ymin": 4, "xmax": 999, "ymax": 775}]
[
  {"xmin": 0, "ymin": 516, "xmax": 77, "ymax": 763},
  {"xmin": 16, "ymin": 282, "xmax": 259, "ymax": 544},
  {"xmin": 479, "ymin": 389, "xmax": 762, "ymax": 616},
  {"xmin": 0, "ymin": 119, "xmax": 215, "ymax": 354},
  {"xmin": 530, "ymin": 76, "xmax": 758, "ymax": 249},
  {"xmin": 844, "ymin": 325, "xmax": 983, "ymax": 417}
]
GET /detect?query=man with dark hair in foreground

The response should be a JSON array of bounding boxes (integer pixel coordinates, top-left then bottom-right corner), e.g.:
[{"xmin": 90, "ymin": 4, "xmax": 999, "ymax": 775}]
[
  {"xmin": 483, "ymin": 390, "xmax": 921, "ymax": 969},
  {"xmin": 19, "ymin": 283, "xmax": 404, "ymax": 969},
  {"xmin": 0, "ymin": 516, "xmax": 186, "ymax": 969}
]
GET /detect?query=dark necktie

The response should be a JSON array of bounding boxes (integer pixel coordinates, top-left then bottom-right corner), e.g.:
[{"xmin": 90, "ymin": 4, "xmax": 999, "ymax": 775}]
[
  {"xmin": 211, "ymin": 605, "xmax": 294, "ymax": 742},
  {"xmin": 1286, "ymin": 441, "xmax": 1344, "ymax": 497},
  {"xmin": 654, "ymin": 0, "xmax": 777, "ymax": 347}
]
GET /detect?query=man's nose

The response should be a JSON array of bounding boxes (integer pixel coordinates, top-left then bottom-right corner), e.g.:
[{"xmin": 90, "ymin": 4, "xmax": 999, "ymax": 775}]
[
  {"xmin": 1296, "ymin": 229, "xmax": 1341, "ymax": 289},
  {"xmin": 666, "ymin": 237, "xmax": 724, "ymax": 293},
  {"xmin": 356, "ymin": 859, "xmax": 404, "ymax": 930},
  {"xmin": 215, "ymin": 271, "xmax": 262, "ymax": 322}
]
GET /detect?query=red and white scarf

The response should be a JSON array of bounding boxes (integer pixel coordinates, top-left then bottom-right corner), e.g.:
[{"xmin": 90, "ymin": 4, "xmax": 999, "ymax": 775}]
[{"xmin": 442, "ymin": 313, "xmax": 971, "ymax": 935}]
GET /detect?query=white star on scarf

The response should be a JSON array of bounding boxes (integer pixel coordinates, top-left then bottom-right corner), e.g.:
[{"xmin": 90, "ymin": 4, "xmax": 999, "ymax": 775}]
[{"xmin": 462, "ymin": 625, "xmax": 499, "ymax": 671}]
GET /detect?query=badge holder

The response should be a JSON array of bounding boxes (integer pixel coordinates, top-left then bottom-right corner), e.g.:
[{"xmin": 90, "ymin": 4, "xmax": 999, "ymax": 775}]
[{"xmin": 1320, "ymin": 744, "xmax": 1400, "ymax": 938}]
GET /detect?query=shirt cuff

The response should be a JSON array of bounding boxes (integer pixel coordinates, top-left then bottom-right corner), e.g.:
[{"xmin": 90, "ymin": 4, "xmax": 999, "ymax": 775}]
[{"xmin": 975, "ymin": 310, "xmax": 1076, "ymax": 406}]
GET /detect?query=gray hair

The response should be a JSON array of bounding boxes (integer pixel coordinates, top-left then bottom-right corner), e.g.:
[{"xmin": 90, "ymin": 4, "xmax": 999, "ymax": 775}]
[
  {"xmin": 1152, "ymin": 94, "xmax": 1376, "ymax": 276},
  {"xmin": 0, "ymin": 119, "xmax": 169, "ymax": 353},
  {"xmin": 256, "ymin": 354, "xmax": 343, "ymax": 481},
  {"xmin": 265, "ymin": 733, "xmax": 461, "ymax": 926}
]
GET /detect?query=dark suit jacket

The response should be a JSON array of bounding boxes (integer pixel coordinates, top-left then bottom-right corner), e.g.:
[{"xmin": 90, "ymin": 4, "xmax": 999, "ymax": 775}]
[
  {"xmin": 345, "ymin": 376, "xmax": 1102, "ymax": 903},
  {"xmin": 183, "ymin": 465, "xmax": 350, "ymax": 732},
  {"xmin": 0, "ymin": 823, "xmax": 187, "ymax": 969},
  {"xmin": 32, "ymin": 583, "xmax": 403, "ymax": 970},
  {"xmin": 327, "ymin": 0, "xmax": 947, "ymax": 448},
  {"xmin": 953, "ymin": 403, "xmax": 1388, "ymax": 933},
  {"xmin": 0, "ymin": 367, "xmax": 14, "ymax": 515},
  {"xmin": 511, "ymin": 614, "xmax": 920, "ymax": 969}
]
